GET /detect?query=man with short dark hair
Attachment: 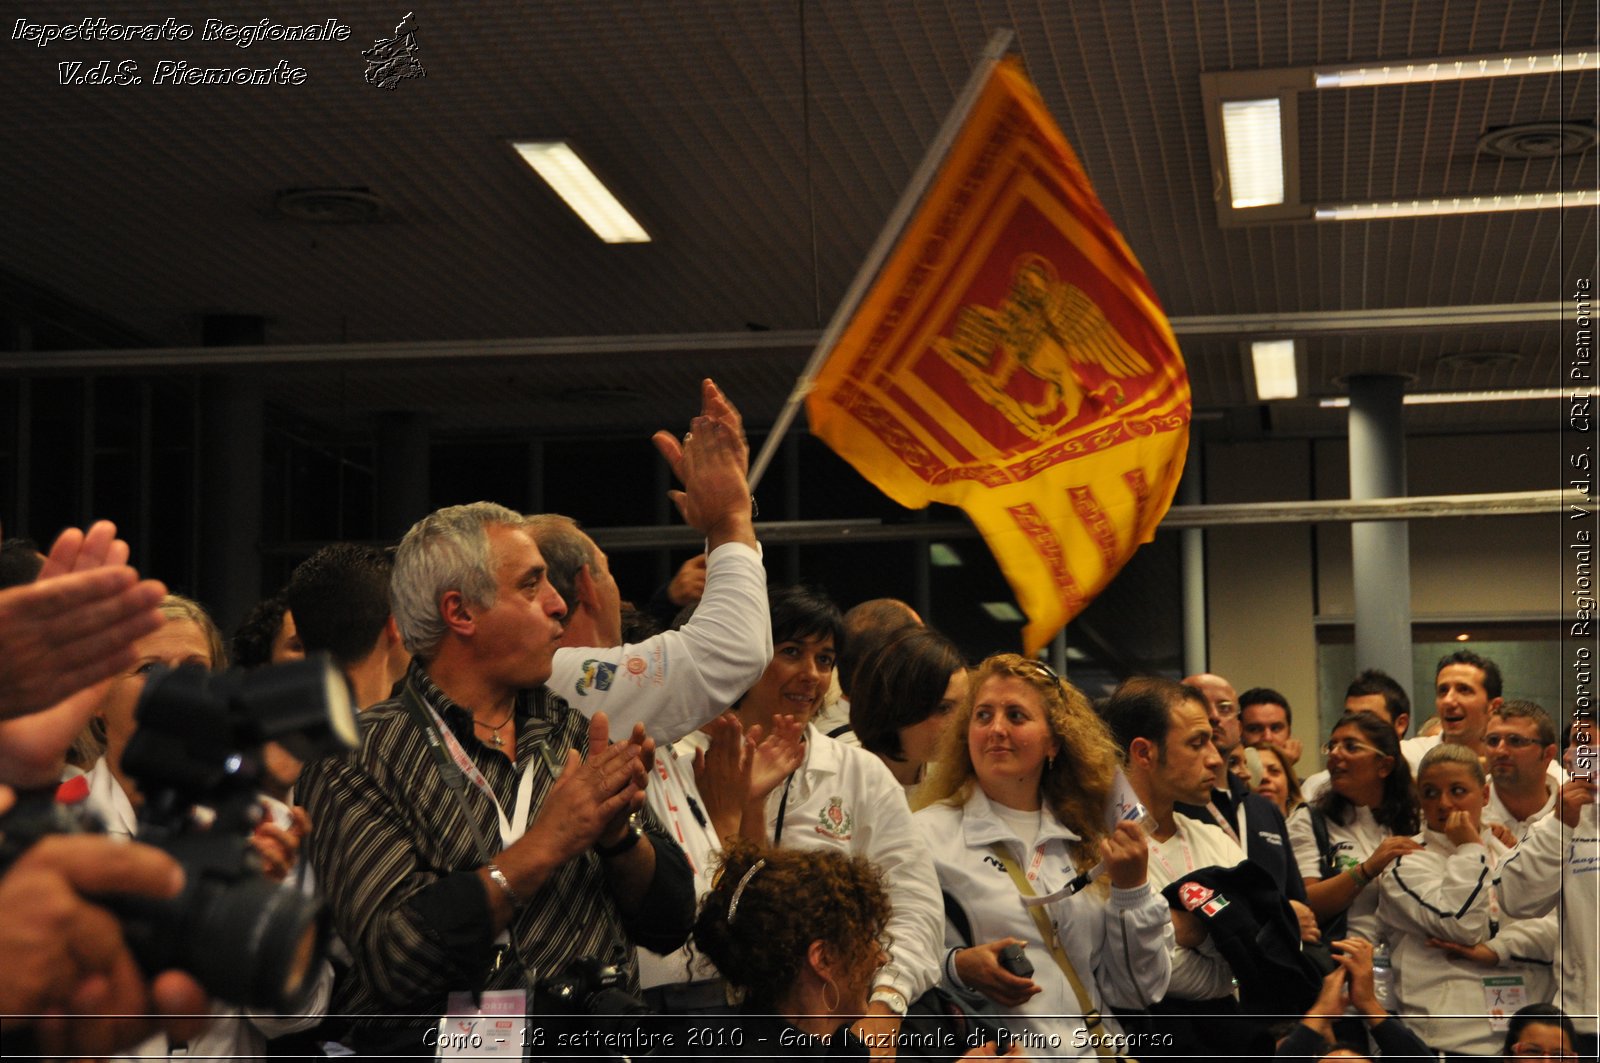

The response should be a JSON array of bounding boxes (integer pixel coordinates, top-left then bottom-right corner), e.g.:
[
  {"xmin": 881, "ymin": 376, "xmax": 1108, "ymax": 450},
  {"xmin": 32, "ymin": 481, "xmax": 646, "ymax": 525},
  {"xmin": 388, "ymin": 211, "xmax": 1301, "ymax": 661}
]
[
  {"xmin": 1343, "ymin": 669, "xmax": 1411, "ymax": 739},
  {"xmin": 1484, "ymin": 700, "xmax": 1561, "ymax": 839},
  {"xmin": 285, "ymin": 542, "xmax": 410, "ymax": 709},
  {"xmin": 1239, "ymin": 686, "xmax": 1301, "ymax": 766}
]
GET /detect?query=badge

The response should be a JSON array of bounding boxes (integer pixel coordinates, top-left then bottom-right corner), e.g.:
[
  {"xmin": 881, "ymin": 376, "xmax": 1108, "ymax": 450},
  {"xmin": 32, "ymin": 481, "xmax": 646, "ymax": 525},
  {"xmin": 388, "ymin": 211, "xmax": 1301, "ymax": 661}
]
[
  {"xmin": 435, "ymin": 989, "xmax": 526, "ymax": 1058},
  {"xmin": 574, "ymin": 659, "xmax": 617, "ymax": 695},
  {"xmin": 1482, "ymin": 975, "xmax": 1526, "ymax": 1032},
  {"xmin": 815, "ymin": 796, "xmax": 854, "ymax": 840},
  {"xmin": 1178, "ymin": 881, "xmax": 1214, "ymax": 910},
  {"xmin": 1200, "ymin": 897, "xmax": 1230, "ymax": 917}
]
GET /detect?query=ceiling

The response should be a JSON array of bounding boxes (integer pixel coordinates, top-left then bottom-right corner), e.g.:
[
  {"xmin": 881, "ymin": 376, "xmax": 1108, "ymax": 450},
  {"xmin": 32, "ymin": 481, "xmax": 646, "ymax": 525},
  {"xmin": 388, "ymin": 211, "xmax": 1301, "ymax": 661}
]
[{"xmin": 1, "ymin": 0, "xmax": 1593, "ymax": 440}]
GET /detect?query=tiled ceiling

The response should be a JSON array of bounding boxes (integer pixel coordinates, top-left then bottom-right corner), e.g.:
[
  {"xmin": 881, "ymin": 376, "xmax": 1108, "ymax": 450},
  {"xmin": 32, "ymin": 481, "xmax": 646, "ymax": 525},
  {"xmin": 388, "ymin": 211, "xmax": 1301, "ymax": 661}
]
[{"xmin": 0, "ymin": 0, "xmax": 1592, "ymax": 437}]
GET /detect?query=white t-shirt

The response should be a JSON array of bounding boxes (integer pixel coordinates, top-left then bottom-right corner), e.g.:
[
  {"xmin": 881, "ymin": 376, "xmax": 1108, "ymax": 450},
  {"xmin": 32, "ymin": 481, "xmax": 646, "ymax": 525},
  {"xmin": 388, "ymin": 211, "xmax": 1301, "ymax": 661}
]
[{"xmin": 1287, "ymin": 802, "xmax": 1390, "ymax": 942}]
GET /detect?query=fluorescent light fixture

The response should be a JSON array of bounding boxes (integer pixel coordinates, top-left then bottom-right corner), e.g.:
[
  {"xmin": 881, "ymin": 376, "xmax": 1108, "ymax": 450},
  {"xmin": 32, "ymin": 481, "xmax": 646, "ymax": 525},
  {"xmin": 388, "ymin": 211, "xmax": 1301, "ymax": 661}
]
[
  {"xmin": 1315, "ymin": 50, "xmax": 1598, "ymax": 88},
  {"xmin": 1221, "ymin": 99, "xmax": 1285, "ymax": 207},
  {"xmin": 1319, "ymin": 387, "xmax": 1564, "ymax": 408},
  {"xmin": 1251, "ymin": 339, "xmax": 1299, "ymax": 400},
  {"xmin": 1316, "ymin": 190, "xmax": 1598, "ymax": 220},
  {"xmin": 929, "ymin": 542, "xmax": 964, "ymax": 568},
  {"xmin": 981, "ymin": 601, "xmax": 1025, "ymax": 623},
  {"xmin": 511, "ymin": 140, "xmax": 650, "ymax": 243}
]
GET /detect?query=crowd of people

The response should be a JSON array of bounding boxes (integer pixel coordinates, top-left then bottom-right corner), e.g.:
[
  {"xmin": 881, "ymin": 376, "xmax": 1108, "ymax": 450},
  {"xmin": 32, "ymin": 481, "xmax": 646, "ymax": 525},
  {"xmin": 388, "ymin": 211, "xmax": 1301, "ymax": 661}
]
[{"xmin": 0, "ymin": 378, "xmax": 1595, "ymax": 1062}]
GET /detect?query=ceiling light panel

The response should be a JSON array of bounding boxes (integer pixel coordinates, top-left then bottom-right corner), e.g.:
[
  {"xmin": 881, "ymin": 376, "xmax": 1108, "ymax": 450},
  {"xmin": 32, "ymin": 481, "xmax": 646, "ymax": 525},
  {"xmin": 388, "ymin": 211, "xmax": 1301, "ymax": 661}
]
[
  {"xmin": 1314, "ymin": 50, "xmax": 1598, "ymax": 89},
  {"xmin": 1319, "ymin": 388, "xmax": 1565, "ymax": 408},
  {"xmin": 1250, "ymin": 339, "xmax": 1299, "ymax": 400},
  {"xmin": 512, "ymin": 141, "xmax": 650, "ymax": 244},
  {"xmin": 1221, "ymin": 99, "xmax": 1286, "ymax": 208}
]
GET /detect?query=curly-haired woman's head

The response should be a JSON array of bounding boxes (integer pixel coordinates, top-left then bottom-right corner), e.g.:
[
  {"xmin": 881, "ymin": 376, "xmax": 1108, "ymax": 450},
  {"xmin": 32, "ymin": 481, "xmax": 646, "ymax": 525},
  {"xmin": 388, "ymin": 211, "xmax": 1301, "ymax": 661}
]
[
  {"xmin": 917, "ymin": 654, "xmax": 1119, "ymax": 870},
  {"xmin": 693, "ymin": 840, "xmax": 891, "ymax": 1015}
]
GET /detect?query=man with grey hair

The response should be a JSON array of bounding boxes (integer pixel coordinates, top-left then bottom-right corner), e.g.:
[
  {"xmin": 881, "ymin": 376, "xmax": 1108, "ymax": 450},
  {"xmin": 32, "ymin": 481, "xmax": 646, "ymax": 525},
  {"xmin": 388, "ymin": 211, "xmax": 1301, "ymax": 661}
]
[
  {"xmin": 527, "ymin": 381, "xmax": 768, "ymax": 746},
  {"xmin": 300, "ymin": 495, "xmax": 694, "ymax": 1054}
]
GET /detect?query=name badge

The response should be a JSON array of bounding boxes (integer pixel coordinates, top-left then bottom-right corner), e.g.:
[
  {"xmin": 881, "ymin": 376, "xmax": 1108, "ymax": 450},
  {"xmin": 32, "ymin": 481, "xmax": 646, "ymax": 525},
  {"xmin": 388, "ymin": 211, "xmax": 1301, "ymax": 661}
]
[
  {"xmin": 434, "ymin": 989, "xmax": 526, "ymax": 1059},
  {"xmin": 1481, "ymin": 975, "xmax": 1526, "ymax": 1033}
]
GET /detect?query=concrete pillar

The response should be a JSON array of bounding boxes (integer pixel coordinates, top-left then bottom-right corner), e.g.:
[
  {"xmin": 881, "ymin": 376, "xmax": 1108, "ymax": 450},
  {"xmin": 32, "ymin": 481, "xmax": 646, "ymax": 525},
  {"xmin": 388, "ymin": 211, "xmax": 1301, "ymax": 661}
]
[
  {"xmin": 1181, "ymin": 433, "xmax": 1207, "ymax": 676},
  {"xmin": 1348, "ymin": 375, "xmax": 1413, "ymax": 691},
  {"xmin": 375, "ymin": 411, "xmax": 431, "ymax": 541}
]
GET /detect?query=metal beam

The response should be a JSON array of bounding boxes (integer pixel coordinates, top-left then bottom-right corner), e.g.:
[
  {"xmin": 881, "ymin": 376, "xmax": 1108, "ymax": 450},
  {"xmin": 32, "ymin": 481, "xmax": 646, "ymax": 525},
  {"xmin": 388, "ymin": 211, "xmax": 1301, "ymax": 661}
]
[
  {"xmin": 580, "ymin": 489, "xmax": 1574, "ymax": 551},
  {"xmin": 0, "ymin": 303, "xmax": 1565, "ymax": 370}
]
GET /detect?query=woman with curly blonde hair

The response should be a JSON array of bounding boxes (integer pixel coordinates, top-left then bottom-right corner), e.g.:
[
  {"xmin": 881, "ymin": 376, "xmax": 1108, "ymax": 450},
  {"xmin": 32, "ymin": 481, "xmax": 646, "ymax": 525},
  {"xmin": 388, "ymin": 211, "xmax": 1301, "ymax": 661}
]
[{"xmin": 913, "ymin": 655, "xmax": 1171, "ymax": 1052}]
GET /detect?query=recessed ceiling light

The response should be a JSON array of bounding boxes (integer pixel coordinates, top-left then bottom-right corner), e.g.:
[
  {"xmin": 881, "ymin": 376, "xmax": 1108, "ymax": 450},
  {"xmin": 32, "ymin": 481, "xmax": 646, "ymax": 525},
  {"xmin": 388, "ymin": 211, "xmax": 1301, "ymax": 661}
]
[
  {"xmin": 1315, "ymin": 190, "xmax": 1598, "ymax": 220},
  {"xmin": 1250, "ymin": 339, "xmax": 1299, "ymax": 400},
  {"xmin": 1314, "ymin": 50, "xmax": 1598, "ymax": 89},
  {"xmin": 981, "ymin": 601, "xmax": 1025, "ymax": 623},
  {"xmin": 1319, "ymin": 387, "xmax": 1565, "ymax": 407},
  {"xmin": 511, "ymin": 141, "xmax": 650, "ymax": 243},
  {"xmin": 1456, "ymin": 633, "xmax": 1471, "ymax": 642},
  {"xmin": 1221, "ymin": 98, "xmax": 1285, "ymax": 208}
]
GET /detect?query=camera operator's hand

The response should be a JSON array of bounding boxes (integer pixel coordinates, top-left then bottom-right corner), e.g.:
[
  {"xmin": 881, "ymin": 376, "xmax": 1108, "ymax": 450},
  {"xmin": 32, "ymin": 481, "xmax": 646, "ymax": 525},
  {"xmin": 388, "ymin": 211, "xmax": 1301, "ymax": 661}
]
[
  {"xmin": 0, "ymin": 834, "xmax": 209, "ymax": 1058},
  {"xmin": 251, "ymin": 806, "xmax": 311, "ymax": 883},
  {"xmin": 0, "ymin": 520, "xmax": 166, "ymax": 723}
]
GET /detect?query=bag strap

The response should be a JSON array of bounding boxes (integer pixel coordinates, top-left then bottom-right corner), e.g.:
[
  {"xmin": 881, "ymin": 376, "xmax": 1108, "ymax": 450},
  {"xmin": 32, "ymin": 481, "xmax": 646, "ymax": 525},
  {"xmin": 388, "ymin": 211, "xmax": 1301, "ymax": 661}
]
[{"xmin": 987, "ymin": 843, "xmax": 1129, "ymax": 1062}]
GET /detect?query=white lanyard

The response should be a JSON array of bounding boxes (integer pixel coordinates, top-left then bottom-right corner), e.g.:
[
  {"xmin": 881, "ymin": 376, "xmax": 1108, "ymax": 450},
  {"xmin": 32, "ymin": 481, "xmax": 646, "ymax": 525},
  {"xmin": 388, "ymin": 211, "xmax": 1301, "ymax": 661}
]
[
  {"xmin": 422, "ymin": 700, "xmax": 539, "ymax": 847},
  {"xmin": 1025, "ymin": 841, "xmax": 1048, "ymax": 884},
  {"xmin": 1206, "ymin": 800, "xmax": 1242, "ymax": 848}
]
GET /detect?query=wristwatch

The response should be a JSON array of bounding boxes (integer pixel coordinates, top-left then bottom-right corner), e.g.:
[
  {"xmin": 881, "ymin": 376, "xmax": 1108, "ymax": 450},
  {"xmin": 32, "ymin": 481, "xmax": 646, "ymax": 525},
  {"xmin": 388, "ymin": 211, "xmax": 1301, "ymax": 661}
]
[
  {"xmin": 595, "ymin": 814, "xmax": 644, "ymax": 858},
  {"xmin": 868, "ymin": 987, "xmax": 908, "ymax": 1016}
]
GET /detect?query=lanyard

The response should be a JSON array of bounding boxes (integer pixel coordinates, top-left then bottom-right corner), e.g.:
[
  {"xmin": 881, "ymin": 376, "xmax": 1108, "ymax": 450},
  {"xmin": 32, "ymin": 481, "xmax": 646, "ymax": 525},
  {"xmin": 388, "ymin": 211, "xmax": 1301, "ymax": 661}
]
[
  {"xmin": 1145, "ymin": 828, "xmax": 1196, "ymax": 882},
  {"xmin": 401, "ymin": 683, "xmax": 544, "ymax": 854},
  {"xmin": 418, "ymin": 697, "xmax": 540, "ymax": 848},
  {"xmin": 1205, "ymin": 799, "xmax": 1242, "ymax": 848}
]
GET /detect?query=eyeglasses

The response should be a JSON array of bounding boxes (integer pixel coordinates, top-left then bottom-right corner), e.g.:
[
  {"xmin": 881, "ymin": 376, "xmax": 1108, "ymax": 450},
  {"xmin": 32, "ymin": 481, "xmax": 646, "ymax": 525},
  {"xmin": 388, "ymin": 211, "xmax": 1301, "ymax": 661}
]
[
  {"xmin": 1484, "ymin": 734, "xmax": 1542, "ymax": 749},
  {"xmin": 1508, "ymin": 1044, "xmax": 1576, "ymax": 1059},
  {"xmin": 1323, "ymin": 738, "xmax": 1383, "ymax": 757}
]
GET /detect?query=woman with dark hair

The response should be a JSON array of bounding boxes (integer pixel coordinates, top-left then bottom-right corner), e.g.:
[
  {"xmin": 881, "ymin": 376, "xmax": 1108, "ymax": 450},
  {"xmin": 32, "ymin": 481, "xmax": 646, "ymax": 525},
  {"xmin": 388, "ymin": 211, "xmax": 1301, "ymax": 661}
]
[
  {"xmin": 1288, "ymin": 710, "xmax": 1423, "ymax": 942},
  {"xmin": 913, "ymin": 654, "xmax": 1170, "ymax": 1050},
  {"xmin": 1503, "ymin": 1004, "xmax": 1580, "ymax": 1060},
  {"xmin": 691, "ymin": 841, "xmax": 1011, "ymax": 1061},
  {"xmin": 230, "ymin": 593, "xmax": 304, "ymax": 669},
  {"xmin": 848, "ymin": 626, "xmax": 967, "ymax": 790},
  {"xmin": 687, "ymin": 585, "xmax": 945, "ymax": 1049}
]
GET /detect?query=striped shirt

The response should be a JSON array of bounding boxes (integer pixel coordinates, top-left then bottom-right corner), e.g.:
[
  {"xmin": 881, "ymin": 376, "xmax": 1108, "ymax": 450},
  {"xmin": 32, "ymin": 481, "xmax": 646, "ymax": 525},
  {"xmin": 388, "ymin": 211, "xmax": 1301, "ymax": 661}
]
[{"xmin": 298, "ymin": 662, "xmax": 691, "ymax": 1048}]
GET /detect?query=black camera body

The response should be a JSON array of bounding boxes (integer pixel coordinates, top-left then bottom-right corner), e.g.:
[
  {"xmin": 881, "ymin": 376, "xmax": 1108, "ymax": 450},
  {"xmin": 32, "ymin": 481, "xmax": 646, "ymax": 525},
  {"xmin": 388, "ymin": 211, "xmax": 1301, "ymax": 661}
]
[
  {"xmin": 0, "ymin": 654, "xmax": 356, "ymax": 1012},
  {"xmin": 537, "ymin": 953, "xmax": 652, "ymax": 1017}
]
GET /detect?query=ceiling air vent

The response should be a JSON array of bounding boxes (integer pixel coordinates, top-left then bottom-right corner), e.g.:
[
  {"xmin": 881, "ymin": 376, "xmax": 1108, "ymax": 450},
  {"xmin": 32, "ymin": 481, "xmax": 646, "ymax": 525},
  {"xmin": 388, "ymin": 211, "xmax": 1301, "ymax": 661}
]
[
  {"xmin": 273, "ymin": 187, "xmax": 388, "ymax": 223},
  {"xmin": 1478, "ymin": 121, "xmax": 1597, "ymax": 159}
]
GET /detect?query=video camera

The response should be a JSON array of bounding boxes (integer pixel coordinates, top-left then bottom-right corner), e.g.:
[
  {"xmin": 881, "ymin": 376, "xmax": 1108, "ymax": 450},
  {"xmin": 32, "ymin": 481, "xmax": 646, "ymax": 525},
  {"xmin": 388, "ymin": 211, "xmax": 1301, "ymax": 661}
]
[{"xmin": 0, "ymin": 653, "xmax": 358, "ymax": 1012}]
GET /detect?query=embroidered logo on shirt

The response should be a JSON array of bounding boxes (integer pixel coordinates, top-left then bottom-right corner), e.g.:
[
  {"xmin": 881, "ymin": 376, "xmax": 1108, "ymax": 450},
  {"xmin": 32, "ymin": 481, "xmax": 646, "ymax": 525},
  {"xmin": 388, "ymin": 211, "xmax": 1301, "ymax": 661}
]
[
  {"xmin": 574, "ymin": 659, "xmax": 617, "ymax": 695},
  {"xmin": 815, "ymin": 797, "xmax": 854, "ymax": 840},
  {"xmin": 1200, "ymin": 896, "xmax": 1230, "ymax": 917},
  {"xmin": 1178, "ymin": 881, "xmax": 1214, "ymax": 910}
]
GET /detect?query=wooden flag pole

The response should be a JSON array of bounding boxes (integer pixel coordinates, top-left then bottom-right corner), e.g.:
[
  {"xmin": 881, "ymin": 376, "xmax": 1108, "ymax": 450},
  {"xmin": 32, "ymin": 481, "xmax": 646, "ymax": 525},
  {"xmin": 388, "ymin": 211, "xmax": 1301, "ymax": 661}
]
[{"xmin": 748, "ymin": 26, "xmax": 1015, "ymax": 490}]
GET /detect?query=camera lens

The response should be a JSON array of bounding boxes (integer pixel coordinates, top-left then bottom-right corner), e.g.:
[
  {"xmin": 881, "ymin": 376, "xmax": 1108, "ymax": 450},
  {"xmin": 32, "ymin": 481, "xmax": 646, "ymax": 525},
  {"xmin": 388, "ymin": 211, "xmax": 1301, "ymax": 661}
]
[{"xmin": 120, "ymin": 874, "xmax": 329, "ymax": 1012}]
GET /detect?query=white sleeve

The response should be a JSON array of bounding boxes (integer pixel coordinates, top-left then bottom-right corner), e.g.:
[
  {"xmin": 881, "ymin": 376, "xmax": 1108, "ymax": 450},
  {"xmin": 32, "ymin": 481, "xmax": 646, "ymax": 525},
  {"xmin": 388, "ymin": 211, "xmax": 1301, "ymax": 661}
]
[
  {"xmin": 1287, "ymin": 805, "xmax": 1322, "ymax": 881},
  {"xmin": 1166, "ymin": 932, "xmax": 1236, "ymax": 1000},
  {"xmin": 1488, "ymin": 907, "xmax": 1561, "ymax": 966},
  {"xmin": 858, "ymin": 759, "xmax": 944, "ymax": 1004},
  {"xmin": 1093, "ymin": 883, "xmax": 1174, "ymax": 1009},
  {"xmin": 1495, "ymin": 813, "xmax": 1565, "ymax": 918},
  {"xmin": 546, "ymin": 541, "xmax": 771, "ymax": 743},
  {"xmin": 1378, "ymin": 845, "xmax": 1493, "ymax": 944}
]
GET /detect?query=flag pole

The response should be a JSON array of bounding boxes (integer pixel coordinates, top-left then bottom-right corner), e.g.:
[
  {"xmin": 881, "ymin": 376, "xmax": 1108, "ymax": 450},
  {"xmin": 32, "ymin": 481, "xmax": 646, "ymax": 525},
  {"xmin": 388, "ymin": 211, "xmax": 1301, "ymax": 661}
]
[{"xmin": 748, "ymin": 27, "xmax": 1015, "ymax": 490}]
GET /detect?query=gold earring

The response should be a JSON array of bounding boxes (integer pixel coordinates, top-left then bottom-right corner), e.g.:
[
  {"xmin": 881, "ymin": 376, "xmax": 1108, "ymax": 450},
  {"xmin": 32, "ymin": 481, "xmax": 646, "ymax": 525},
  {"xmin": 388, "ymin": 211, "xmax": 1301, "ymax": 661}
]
[{"xmin": 821, "ymin": 977, "xmax": 840, "ymax": 1014}]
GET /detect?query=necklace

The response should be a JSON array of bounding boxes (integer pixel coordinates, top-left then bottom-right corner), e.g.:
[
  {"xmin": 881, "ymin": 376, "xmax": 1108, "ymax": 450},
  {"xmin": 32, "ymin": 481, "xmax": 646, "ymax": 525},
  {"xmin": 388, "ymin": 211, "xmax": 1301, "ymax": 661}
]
[{"xmin": 474, "ymin": 708, "xmax": 514, "ymax": 749}]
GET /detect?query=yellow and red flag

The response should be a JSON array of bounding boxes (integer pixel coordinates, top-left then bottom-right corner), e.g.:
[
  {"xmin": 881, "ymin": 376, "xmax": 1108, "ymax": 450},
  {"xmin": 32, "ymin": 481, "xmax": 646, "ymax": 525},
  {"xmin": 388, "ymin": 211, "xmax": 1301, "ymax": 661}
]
[{"xmin": 805, "ymin": 56, "xmax": 1190, "ymax": 655}]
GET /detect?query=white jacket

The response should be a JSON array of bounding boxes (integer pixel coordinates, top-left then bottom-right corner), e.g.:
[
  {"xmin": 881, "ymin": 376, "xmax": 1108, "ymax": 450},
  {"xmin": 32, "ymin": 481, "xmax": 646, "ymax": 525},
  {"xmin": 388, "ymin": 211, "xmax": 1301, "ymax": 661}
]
[
  {"xmin": 757, "ymin": 726, "xmax": 944, "ymax": 1006},
  {"xmin": 1497, "ymin": 801, "xmax": 1599, "ymax": 1035},
  {"xmin": 914, "ymin": 789, "xmax": 1172, "ymax": 1053},
  {"xmin": 549, "ymin": 540, "xmax": 771, "ymax": 745},
  {"xmin": 1377, "ymin": 828, "xmax": 1558, "ymax": 1054}
]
